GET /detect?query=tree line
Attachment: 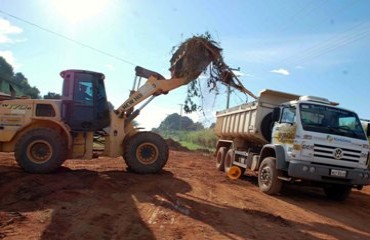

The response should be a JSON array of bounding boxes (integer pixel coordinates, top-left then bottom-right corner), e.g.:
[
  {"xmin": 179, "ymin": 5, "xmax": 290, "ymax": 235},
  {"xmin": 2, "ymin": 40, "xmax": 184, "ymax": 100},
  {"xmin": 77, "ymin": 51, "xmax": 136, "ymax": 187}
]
[
  {"xmin": 0, "ymin": 56, "xmax": 40, "ymax": 99},
  {"xmin": 0, "ymin": 56, "xmax": 61, "ymax": 99}
]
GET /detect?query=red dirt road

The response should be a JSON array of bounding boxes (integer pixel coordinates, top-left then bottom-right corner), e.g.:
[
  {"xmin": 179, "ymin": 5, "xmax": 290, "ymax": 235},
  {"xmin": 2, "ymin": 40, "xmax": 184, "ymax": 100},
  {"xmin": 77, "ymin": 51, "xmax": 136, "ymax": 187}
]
[{"xmin": 1, "ymin": 150, "xmax": 370, "ymax": 240}]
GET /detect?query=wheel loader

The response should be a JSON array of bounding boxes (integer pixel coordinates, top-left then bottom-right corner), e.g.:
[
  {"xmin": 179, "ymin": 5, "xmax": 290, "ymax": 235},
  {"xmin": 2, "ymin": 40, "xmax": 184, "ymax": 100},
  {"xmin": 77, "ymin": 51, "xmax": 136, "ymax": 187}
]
[
  {"xmin": 0, "ymin": 66, "xmax": 192, "ymax": 173},
  {"xmin": 0, "ymin": 37, "xmax": 252, "ymax": 174}
]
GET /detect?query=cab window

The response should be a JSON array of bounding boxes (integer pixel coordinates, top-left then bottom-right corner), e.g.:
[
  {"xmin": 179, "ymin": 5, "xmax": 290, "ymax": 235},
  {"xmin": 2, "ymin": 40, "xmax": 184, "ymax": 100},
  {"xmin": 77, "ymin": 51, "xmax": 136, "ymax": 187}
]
[{"xmin": 281, "ymin": 106, "xmax": 296, "ymax": 124}]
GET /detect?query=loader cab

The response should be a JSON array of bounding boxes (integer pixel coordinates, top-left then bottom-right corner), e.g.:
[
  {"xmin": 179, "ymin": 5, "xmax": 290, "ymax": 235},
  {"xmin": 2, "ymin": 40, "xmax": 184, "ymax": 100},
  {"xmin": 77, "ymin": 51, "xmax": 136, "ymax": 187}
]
[{"xmin": 61, "ymin": 69, "xmax": 110, "ymax": 131}]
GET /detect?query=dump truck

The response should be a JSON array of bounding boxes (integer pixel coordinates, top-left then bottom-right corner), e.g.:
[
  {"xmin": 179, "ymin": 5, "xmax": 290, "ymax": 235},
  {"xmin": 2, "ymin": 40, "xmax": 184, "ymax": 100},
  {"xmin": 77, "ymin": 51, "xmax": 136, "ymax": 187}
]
[{"xmin": 215, "ymin": 89, "xmax": 370, "ymax": 201}]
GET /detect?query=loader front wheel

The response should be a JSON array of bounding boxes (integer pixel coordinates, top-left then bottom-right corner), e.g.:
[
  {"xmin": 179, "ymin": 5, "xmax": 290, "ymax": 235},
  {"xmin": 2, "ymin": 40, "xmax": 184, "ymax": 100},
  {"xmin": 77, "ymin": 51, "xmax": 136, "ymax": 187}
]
[
  {"xmin": 124, "ymin": 132, "xmax": 169, "ymax": 173},
  {"xmin": 15, "ymin": 128, "xmax": 67, "ymax": 173}
]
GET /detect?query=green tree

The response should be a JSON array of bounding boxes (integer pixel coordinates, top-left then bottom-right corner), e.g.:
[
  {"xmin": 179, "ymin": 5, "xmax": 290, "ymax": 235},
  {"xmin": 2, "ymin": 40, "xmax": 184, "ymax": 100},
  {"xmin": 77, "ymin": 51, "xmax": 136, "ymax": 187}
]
[
  {"xmin": 44, "ymin": 92, "xmax": 61, "ymax": 99},
  {"xmin": 156, "ymin": 113, "xmax": 204, "ymax": 131},
  {"xmin": 190, "ymin": 122, "xmax": 204, "ymax": 131},
  {"xmin": 0, "ymin": 56, "xmax": 40, "ymax": 98},
  {"xmin": 0, "ymin": 56, "xmax": 16, "ymax": 95},
  {"xmin": 24, "ymin": 86, "xmax": 40, "ymax": 99}
]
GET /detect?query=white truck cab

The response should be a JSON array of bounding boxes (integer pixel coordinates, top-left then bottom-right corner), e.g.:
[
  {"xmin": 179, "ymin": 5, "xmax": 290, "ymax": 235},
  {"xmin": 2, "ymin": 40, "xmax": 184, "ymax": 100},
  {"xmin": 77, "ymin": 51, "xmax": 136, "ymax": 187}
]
[{"xmin": 273, "ymin": 96, "xmax": 369, "ymax": 186}]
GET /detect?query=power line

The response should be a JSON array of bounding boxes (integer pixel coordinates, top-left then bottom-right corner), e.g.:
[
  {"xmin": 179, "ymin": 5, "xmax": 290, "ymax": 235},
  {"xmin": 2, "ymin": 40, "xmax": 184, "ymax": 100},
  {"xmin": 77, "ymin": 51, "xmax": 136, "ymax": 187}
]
[
  {"xmin": 0, "ymin": 9, "xmax": 137, "ymax": 66},
  {"xmin": 275, "ymin": 1, "xmax": 364, "ymax": 66},
  {"xmin": 283, "ymin": 21, "xmax": 370, "ymax": 66}
]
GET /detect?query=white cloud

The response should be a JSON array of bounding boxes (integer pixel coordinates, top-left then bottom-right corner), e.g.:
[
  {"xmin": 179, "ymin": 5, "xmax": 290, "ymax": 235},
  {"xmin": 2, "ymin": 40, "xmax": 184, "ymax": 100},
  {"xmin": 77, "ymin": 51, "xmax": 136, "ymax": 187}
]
[
  {"xmin": 0, "ymin": 19, "xmax": 23, "ymax": 44},
  {"xmin": 270, "ymin": 68, "xmax": 290, "ymax": 76},
  {"xmin": 232, "ymin": 69, "xmax": 253, "ymax": 78},
  {"xmin": 0, "ymin": 50, "xmax": 21, "ymax": 69}
]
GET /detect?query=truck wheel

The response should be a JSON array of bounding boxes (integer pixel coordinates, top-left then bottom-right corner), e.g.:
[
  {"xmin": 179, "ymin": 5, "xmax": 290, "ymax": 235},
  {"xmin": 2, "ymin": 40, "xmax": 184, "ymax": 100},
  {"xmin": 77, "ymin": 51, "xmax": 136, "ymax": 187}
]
[
  {"xmin": 258, "ymin": 157, "xmax": 283, "ymax": 195},
  {"xmin": 216, "ymin": 147, "xmax": 227, "ymax": 171},
  {"xmin": 124, "ymin": 131, "xmax": 169, "ymax": 174},
  {"xmin": 224, "ymin": 149, "xmax": 234, "ymax": 174},
  {"xmin": 14, "ymin": 128, "xmax": 67, "ymax": 173},
  {"xmin": 323, "ymin": 184, "xmax": 351, "ymax": 201}
]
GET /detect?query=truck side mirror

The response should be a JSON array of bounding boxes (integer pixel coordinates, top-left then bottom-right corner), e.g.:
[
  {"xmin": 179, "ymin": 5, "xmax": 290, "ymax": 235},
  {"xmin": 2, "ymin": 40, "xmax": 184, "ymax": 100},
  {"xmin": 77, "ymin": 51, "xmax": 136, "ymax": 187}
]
[
  {"xmin": 367, "ymin": 123, "xmax": 370, "ymax": 138},
  {"xmin": 272, "ymin": 107, "xmax": 281, "ymax": 122}
]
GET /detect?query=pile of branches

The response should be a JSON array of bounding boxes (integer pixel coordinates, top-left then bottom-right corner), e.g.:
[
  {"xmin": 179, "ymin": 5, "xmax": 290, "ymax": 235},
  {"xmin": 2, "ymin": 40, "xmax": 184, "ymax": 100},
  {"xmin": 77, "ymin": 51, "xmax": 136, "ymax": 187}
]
[{"xmin": 169, "ymin": 32, "xmax": 256, "ymax": 113}]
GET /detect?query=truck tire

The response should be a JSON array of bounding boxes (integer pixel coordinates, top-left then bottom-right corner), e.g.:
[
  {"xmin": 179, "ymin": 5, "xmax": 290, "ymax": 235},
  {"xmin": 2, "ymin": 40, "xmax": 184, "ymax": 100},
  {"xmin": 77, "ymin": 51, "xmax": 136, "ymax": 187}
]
[
  {"xmin": 224, "ymin": 149, "xmax": 234, "ymax": 174},
  {"xmin": 216, "ymin": 147, "xmax": 227, "ymax": 171},
  {"xmin": 261, "ymin": 112, "xmax": 273, "ymax": 142},
  {"xmin": 124, "ymin": 131, "xmax": 168, "ymax": 174},
  {"xmin": 258, "ymin": 157, "xmax": 283, "ymax": 195},
  {"xmin": 323, "ymin": 184, "xmax": 351, "ymax": 201},
  {"xmin": 14, "ymin": 128, "xmax": 67, "ymax": 173}
]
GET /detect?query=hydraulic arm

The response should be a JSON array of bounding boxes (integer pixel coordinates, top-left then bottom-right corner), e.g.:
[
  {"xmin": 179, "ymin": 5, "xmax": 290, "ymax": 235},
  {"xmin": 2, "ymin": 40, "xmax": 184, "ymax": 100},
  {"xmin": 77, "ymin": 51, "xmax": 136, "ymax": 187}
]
[{"xmin": 115, "ymin": 66, "xmax": 191, "ymax": 120}]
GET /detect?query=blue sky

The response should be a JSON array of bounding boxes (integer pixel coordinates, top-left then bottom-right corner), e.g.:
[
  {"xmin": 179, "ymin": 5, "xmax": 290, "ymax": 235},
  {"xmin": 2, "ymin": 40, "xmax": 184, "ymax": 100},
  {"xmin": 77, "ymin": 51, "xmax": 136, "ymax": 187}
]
[{"xmin": 1, "ymin": 0, "xmax": 370, "ymax": 129}]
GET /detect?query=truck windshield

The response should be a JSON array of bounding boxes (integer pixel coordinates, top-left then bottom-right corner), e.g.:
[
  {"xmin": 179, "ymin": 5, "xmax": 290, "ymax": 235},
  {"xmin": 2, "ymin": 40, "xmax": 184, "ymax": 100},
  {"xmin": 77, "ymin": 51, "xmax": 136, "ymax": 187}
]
[{"xmin": 300, "ymin": 103, "xmax": 366, "ymax": 140}]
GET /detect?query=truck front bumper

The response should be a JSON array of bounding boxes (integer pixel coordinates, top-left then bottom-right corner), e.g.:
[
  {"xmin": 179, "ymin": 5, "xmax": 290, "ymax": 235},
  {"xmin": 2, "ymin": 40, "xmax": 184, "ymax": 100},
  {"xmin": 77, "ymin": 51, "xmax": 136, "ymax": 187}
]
[{"xmin": 288, "ymin": 160, "xmax": 370, "ymax": 186}]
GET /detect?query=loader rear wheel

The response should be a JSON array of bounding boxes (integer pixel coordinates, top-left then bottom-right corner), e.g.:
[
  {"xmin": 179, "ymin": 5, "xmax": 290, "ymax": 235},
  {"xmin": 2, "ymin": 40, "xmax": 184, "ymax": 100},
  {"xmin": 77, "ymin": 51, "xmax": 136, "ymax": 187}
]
[
  {"xmin": 14, "ymin": 128, "xmax": 67, "ymax": 173},
  {"xmin": 124, "ymin": 131, "xmax": 169, "ymax": 173},
  {"xmin": 216, "ymin": 147, "xmax": 227, "ymax": 171}
]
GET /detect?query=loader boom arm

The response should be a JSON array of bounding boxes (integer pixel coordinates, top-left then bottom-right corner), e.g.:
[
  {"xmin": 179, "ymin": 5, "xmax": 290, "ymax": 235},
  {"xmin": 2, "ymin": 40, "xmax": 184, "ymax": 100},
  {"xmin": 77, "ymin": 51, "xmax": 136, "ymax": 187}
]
[{"xmin": 115, "ymin": 67, "xmax": 190, "ymax": 118}]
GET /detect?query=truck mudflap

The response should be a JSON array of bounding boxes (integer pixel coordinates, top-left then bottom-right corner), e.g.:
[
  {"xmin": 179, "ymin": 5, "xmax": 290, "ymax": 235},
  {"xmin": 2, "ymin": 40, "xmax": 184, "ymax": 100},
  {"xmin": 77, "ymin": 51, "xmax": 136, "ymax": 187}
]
[{"xmin": 288, "ymin": 160, "xmax": 370, "ymax": 185}]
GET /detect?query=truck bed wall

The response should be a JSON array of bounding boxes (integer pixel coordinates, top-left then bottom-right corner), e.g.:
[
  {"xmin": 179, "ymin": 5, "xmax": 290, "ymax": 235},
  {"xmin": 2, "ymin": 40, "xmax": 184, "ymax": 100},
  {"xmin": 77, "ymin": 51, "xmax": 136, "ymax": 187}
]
[{"xmin": 214, "ymin": 89, "xmax": 300, "ymax": 144}]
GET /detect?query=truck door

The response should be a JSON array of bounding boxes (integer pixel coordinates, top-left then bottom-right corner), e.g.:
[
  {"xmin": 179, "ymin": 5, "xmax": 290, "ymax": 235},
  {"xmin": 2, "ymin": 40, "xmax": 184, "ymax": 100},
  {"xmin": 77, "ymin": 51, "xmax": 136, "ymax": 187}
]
[{"xmin": 272, "ymin": 105, "xmax": 297, "ymax": 145}]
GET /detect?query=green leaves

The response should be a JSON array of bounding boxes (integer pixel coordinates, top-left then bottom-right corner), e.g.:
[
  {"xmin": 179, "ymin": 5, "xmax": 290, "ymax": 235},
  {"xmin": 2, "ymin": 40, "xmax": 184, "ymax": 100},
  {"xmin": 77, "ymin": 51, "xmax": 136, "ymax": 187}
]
[{"xmin": 0, "ymin": 57, "xmax": 40, "ymax": 98}]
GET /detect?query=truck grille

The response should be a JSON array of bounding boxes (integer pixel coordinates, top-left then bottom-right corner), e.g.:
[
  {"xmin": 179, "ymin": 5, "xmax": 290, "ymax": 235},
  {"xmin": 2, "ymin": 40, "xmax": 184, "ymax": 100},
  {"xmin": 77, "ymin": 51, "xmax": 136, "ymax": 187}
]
[{"xmin": 313, "ymin": 144, "xmax": 361, "ymax": 163}]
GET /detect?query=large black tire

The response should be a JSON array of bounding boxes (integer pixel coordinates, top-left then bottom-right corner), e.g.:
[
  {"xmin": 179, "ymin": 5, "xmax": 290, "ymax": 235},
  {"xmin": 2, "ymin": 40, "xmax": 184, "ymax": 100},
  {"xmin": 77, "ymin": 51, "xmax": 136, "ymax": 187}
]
[
  {"xmin": 14, "ymin": 128, "xmax": 68, "ymax": 173},
  {"xmin": 261, "ymin": 112, "xmax": 274, "ymax": 142},
  {"xmin": 258, "ymin": 157, "xmax": 283, "ymax": 195},
  {"xmin": 124, "ymin": 131, "xmax": 169, "ymax": 174},
  {"xmin": 323, "ymin": 184, "xmax": 351, "ymax": 201},
  {"xmin": 224, "ymin": 149, "xmax": 234, "ymax": 174},
  {"xmin": 216, "ymin": 147, "xmax": 227, "ymax": 171}
]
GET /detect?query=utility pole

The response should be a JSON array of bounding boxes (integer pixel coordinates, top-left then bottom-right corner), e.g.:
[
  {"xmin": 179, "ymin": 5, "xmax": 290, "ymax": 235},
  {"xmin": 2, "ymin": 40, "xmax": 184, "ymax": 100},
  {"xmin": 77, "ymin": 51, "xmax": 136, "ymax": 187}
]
[{"xmin": 226, "ymin": 85, "xmax": 231, "ymax": 109}]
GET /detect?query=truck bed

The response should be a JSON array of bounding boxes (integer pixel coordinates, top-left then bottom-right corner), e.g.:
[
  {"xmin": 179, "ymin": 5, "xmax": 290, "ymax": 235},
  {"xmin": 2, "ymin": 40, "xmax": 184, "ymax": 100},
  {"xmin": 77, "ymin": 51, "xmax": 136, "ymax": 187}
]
[{"xmin": 215, "ymin": 89, "xmax": 300, "ymax": 143}]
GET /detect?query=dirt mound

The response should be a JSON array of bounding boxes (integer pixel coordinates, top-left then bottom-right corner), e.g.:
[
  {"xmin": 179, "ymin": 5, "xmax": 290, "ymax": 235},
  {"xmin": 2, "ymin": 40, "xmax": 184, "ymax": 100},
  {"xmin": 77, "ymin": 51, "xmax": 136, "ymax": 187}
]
[{"xmin": 165, "ymin": 138, "xmax": 190, "ymax": 152}]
